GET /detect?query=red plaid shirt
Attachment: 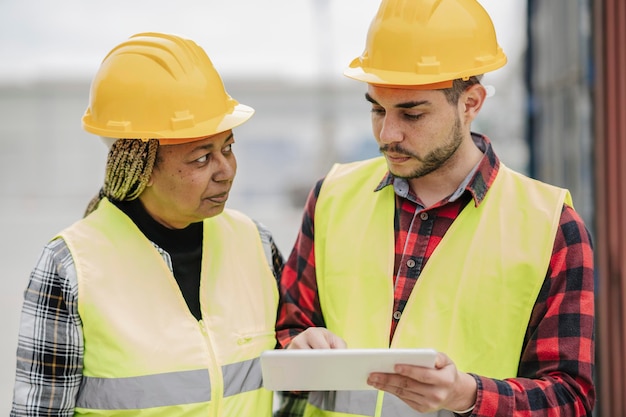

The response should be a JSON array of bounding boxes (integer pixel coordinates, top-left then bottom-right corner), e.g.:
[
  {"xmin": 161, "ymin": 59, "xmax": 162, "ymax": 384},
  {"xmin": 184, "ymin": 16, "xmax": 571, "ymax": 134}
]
[{"xmin": 275, "ymin": 134, "xmax": 595, "ymax": 416}]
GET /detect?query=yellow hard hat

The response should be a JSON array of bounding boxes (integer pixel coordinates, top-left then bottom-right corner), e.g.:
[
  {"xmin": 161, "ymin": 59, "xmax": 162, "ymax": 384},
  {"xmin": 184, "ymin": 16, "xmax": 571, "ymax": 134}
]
[
  {"xmin": 344, "ymin": 0, "xmax": 507, "ymax": 88},
  {"xmin": 82, "ymin": 32, "xmax": 254, "ymax": 141}
]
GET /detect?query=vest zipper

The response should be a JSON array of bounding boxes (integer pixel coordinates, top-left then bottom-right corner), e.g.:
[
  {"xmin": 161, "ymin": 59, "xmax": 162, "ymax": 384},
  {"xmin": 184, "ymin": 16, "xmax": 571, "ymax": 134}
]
[{"xmin": 198, "ymin": 319, "xmax": 223, "ymax": 416}]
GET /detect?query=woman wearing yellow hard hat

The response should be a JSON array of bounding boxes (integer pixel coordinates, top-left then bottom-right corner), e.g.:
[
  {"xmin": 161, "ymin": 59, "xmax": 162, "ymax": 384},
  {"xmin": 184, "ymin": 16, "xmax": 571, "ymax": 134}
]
[
  {"xmin": 11, "ymin": 32, "xmax": 283, "ymax": 417},
  {"xmin": 275, "ymin": 1, "xmax": 595, "ymax": 417}
]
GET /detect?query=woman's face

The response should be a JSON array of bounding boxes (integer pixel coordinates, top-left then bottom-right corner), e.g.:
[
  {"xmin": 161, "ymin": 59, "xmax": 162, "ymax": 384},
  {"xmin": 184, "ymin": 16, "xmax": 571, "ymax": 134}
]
[{"xmin": 139, "ymin": 130, "xmax": 236, "ymax": 229}]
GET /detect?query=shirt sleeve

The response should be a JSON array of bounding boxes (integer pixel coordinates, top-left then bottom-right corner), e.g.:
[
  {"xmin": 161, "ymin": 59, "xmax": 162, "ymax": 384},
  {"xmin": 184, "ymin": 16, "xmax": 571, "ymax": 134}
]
[
  {"xmin": 10, "ymin": 238, "xmax": 83, "ymax": 417},
  {"xmin": 275, "ymin": 179, "xmax": 326, "ymax": 348},
  {"xmin": 472, "ymin": 205, "xmax": 596, "ymax": 417},
  {"xmin": 253, "ymin": 220, "xmax": 285, "ymax": 281}
]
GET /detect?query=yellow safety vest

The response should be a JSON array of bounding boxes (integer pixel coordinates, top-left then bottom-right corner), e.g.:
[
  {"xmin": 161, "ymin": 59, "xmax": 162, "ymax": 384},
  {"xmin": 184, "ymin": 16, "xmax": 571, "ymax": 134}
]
[
  {"xmin": 59, "ymin": 198, "xmax": 278, "ymax": 417},
  {"xmin": 308, "ymin": 157, "xmax": 571, "ymax": 417}
]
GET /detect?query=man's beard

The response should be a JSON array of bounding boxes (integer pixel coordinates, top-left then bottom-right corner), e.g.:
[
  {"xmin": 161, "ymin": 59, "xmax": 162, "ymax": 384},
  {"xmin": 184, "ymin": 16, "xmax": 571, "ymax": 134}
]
[{"xmin": 380, "ymin": 117, "xmax": 464, "ymax": 179}]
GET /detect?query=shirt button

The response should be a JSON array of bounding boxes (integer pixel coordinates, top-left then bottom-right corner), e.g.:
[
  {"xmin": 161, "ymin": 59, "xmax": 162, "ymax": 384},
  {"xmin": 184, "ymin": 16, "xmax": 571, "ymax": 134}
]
[
  {"xmin": 420, "ymin": 212, "xmax": 429, "ymax": 221},
  {"xmin": 406, "ymin": 259, "xmax": 416, "ymax": 268},
  {"xmin": 393, "ymin": 311, "xmax": 402, "ymax": 320}
]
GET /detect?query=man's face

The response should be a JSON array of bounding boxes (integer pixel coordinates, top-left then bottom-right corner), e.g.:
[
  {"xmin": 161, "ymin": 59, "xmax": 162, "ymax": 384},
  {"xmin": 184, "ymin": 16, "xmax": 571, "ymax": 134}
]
[
  {"xmin": 366, "ymin": 85, "xmax": 466, "ymax": 180},
  {"xmin": 139, "ymin": 130, "xmax": 236, "ymax": 229}
]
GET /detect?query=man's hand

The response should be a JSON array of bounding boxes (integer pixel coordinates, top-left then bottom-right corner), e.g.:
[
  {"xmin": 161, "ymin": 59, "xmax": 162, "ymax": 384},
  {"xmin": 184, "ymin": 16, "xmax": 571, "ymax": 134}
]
[
  {"xmin": 366, "ymin": 352, "xmax": 477, "ymax": 414},
  {"xmin": 287, "ymin": 327, "xmax": 347, "ymax": 349}
]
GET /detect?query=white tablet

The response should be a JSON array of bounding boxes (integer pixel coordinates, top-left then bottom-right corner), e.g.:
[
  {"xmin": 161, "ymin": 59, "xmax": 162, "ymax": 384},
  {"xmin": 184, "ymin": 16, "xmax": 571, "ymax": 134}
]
[{"xmin": 260, "ymin": 348, "xmax": 438, "ymax": 391}]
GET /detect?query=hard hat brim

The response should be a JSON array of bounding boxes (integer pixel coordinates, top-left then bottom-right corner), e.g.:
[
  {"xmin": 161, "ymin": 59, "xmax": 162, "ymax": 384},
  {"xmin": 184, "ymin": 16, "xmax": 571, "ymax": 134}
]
[
  {"xmin": 343, "ymin": 53, "xmax": 507, "ymax": 88},
  {"xmin": 82, "ymin": 103, "xmax": 255, "ymax": 142}
]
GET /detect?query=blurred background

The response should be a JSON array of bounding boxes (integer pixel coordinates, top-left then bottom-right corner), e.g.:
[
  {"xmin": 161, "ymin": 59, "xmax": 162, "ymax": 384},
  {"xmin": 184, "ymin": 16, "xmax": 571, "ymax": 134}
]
[{"xmin": 1, "ymin": 0, "xmax": 622, "ymax": 415}]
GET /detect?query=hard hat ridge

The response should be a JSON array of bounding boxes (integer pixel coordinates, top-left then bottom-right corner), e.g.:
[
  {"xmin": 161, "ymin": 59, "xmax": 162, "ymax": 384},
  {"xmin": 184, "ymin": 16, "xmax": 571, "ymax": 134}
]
[
  {"xmin": 82, "ymin": 32, "xmax": 254, "ymax": 142},
  {"xmin": 101, "ymin": 33, "xmax": 197, "ymax": 80}
]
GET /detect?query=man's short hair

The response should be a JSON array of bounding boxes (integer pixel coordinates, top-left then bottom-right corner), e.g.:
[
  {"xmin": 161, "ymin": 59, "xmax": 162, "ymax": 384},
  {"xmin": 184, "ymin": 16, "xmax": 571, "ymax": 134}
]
[{"xmin": 442, "ymin": 75, "xmax": 484, "ymax": 104}]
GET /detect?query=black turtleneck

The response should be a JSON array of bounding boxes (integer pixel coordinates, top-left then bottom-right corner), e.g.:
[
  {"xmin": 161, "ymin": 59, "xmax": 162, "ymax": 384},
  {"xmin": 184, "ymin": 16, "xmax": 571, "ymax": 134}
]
[{"xmin": 114, "ymin": 199, "xmax": 203, "ymax": 320}]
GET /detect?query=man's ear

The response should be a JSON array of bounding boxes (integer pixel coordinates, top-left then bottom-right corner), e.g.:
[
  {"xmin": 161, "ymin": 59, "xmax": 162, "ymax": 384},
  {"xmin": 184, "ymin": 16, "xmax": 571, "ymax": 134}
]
[{"xmin": 460, "ymin": 83, "xmax": 487, "ymax": 123}]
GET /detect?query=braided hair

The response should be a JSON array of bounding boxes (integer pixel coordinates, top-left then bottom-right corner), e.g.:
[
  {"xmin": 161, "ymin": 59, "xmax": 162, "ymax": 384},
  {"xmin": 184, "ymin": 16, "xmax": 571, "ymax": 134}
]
[{"xmin": 84, "ymin": 139, "xmax": 159, "ymax": 217}]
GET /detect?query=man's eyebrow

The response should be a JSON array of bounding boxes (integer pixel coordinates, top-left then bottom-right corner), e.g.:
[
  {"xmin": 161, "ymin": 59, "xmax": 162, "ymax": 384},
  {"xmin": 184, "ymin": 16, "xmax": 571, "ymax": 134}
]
[
  {"xmin": 365, "ymin": 92, "xmax": 379, "ymax": 105},
  {"xmin": 364, "ymin": 92, "xmax": 430, "ymax": 109}
]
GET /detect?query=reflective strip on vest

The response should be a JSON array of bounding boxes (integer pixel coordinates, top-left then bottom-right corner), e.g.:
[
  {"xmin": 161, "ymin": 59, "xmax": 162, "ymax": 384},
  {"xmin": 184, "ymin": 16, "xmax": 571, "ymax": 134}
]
[
  {"xmin": 308, "ymin": 391, "xmax": 452, "ymax": 417},
  {"xmin": 222, "ymin": 356, "xmax": 263, "ymax": 397},
  {"xmin": 76, "ymin": 357, "xmax": 262, "ymax": 409}
]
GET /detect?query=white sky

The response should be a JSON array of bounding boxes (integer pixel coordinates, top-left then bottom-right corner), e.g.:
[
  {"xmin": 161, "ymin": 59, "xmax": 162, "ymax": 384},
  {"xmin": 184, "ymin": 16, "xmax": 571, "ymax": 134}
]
[{"xmin": 0, "ymin": 0, "xmax": 526, "ymax": 83}]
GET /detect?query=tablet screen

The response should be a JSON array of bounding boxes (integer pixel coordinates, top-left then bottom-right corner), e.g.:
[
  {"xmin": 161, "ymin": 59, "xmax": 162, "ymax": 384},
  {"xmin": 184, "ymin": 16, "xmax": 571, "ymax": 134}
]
[{"xmin": 260, "ymin": 348, "xmax": 438, "ymax": 391}]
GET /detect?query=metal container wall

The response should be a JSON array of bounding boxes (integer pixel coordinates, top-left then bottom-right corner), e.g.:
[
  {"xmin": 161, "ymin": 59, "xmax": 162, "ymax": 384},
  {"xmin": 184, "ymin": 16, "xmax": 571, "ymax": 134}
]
[
  {"xmin": 526, "ymin": 0, "xmax": 594, "ymax": 227},
  {"xmin": 529, "ymin": 0, "xmax": 626, "ymax": 415},
  {"xmin": 592, "ymin": 0, "xmax": 626, "ymax": 415},
  {"xmin": 525, "ymin": 0, "xmax": 616, "ymax": 415}
]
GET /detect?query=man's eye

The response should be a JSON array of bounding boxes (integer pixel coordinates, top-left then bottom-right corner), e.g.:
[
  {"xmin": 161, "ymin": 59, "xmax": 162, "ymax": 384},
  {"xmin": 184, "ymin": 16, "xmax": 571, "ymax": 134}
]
[
  {"xmin": 196, "ymin": 154, "xmax": 208, "ymax": 163},
  {"xmin": 370, "ymin": 107, "xmax": 385, "ymax": 115},
  {"xmin": 223, "ymin": 144, "xmax": 233, "ymax": 153},
  {"xmin": 404, "ymin": 113, "xmax": 424, "ymax": 121}
]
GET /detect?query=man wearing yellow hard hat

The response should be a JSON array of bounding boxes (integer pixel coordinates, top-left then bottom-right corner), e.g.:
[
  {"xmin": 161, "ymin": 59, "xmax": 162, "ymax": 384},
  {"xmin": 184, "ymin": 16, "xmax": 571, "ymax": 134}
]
[
  {"xmin": 11, "ymin": 33, "xmax": 283, "ymax": 416},
  {"xmin": 276, "ymin": 1, "xmax": 595, "ymax": 416}
]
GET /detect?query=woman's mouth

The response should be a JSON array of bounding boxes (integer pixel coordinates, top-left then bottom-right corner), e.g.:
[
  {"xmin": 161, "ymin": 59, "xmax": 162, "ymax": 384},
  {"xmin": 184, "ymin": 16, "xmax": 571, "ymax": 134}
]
[{"xmin": 207, "ymin": 192, "xmax": 229, "ymax": 204}]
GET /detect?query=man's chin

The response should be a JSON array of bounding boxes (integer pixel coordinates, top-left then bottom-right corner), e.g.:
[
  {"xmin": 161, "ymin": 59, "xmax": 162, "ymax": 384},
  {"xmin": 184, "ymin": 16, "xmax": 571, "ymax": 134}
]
[{"xmin": 385, "ymin": 161, "xmax": 415, "ymax": 179}]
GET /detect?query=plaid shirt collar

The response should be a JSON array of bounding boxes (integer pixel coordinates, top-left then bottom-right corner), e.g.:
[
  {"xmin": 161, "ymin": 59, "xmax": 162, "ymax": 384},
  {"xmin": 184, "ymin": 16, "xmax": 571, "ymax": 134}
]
[{"xmin": 374, "ymin": 132, "xmax": 500, "ymax": 208}]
